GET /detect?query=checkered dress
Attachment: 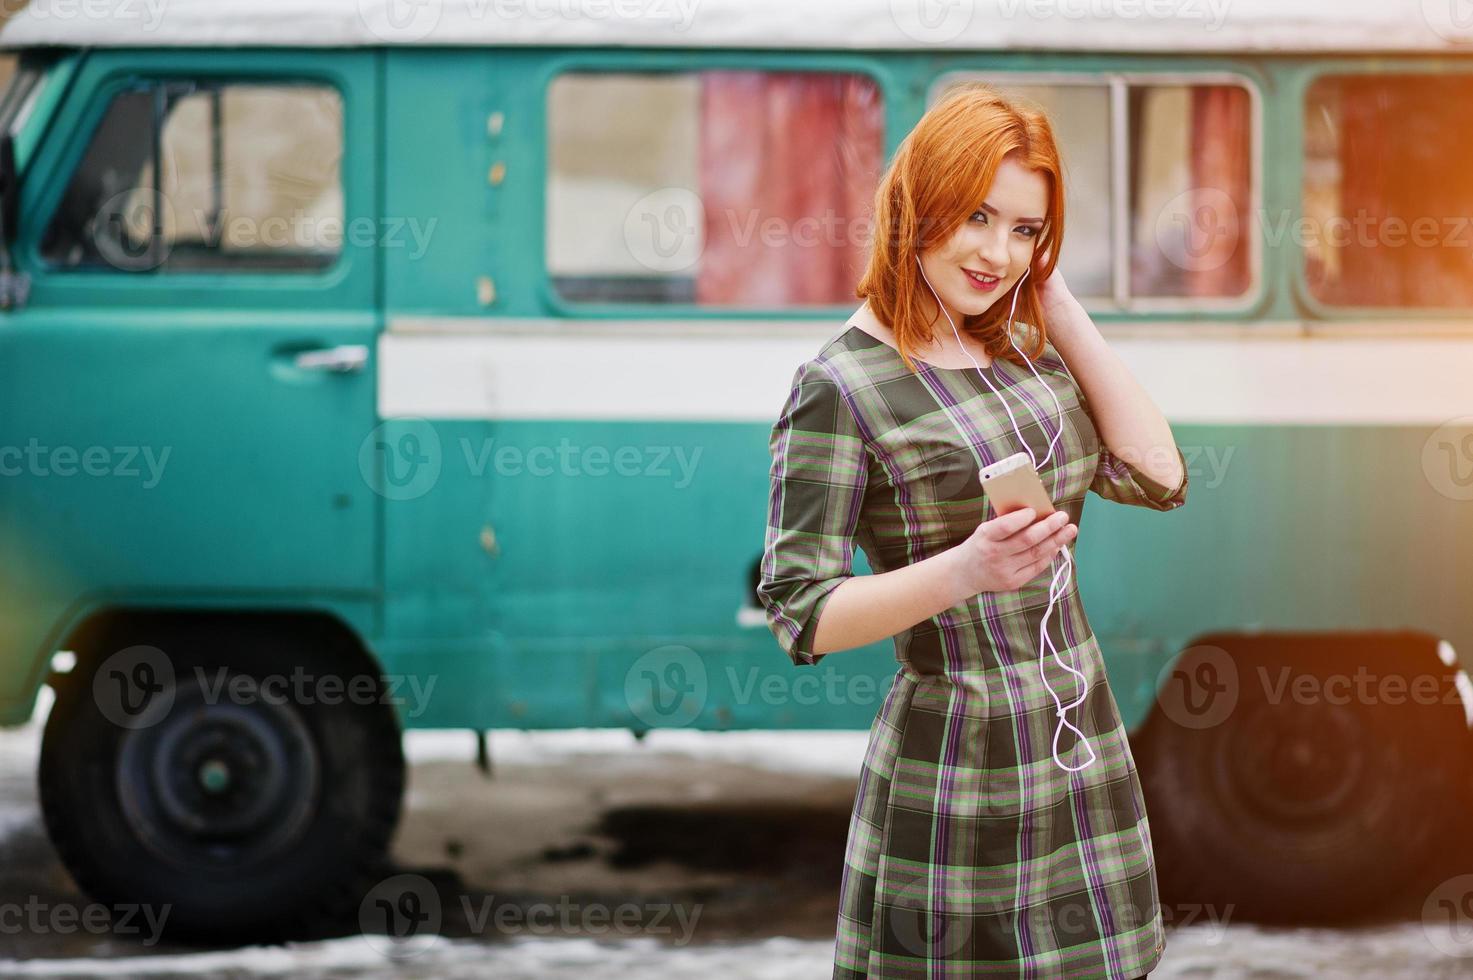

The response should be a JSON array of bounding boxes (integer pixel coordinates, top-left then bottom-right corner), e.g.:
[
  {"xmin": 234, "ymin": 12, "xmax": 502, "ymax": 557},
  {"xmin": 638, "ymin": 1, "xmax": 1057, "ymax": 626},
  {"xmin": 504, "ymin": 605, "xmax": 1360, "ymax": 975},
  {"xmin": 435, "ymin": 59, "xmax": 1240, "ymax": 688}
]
[{"xmin": 758, "ymin": 323, "xmax": 1188, "ymax": 979}]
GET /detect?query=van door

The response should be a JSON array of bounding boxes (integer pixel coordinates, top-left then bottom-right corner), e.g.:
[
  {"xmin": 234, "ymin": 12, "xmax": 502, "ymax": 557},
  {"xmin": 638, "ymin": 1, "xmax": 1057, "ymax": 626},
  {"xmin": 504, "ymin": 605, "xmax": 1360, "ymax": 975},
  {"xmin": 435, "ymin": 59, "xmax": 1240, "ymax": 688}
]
[{"xmin": 0, "ymin": 48, "xmax": 380, "ymax": 647}]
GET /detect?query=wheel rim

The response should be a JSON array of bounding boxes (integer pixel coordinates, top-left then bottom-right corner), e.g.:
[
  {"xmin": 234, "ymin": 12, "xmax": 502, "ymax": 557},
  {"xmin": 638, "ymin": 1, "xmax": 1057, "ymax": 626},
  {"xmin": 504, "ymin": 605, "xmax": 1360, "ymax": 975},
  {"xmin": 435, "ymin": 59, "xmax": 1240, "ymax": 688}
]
[
  {"xmin": 1218, "ymin": 699, "xmax": 1367, "ymax": 826},
  {"xmin": 116, "ymin": 672, "xmax": 321, "ymax": 869}
]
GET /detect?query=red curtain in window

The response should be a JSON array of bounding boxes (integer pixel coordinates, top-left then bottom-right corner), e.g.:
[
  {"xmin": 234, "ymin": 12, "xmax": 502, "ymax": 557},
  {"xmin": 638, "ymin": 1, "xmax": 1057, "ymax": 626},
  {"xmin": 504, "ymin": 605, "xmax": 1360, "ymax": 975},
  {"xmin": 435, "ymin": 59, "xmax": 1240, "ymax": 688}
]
[
  {"xmin": 696, "ymin": 72, "xmax": 883, "ymax": 306},
  {"xmin": 1333, "ymin": 75, "xmax": 1473, "ymax": 306},
  {"xmin": 1335, "ymin": 78, "xmax": 1394, "ymax": 305},
  {"xmin": 1188, "ymin": 85, "xmax": 1252, "ymax": 297}
]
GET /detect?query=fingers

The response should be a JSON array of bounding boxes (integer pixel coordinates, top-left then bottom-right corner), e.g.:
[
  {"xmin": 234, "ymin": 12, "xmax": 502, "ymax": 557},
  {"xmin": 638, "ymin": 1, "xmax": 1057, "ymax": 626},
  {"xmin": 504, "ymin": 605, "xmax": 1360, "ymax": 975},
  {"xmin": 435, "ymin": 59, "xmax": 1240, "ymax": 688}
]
[
  {"xmin": 1014, "ymin": 553, "xmax": 1059, "ymax": 585},
  {"xmin": 979, "ymin": 506, "xmax": 1038, "ymax": 540},
  {"xmin": 1005, "ymin": 523, "xmax": 1077, "ymax": 581},
  {"xmin": 979, "ymin": 509, "xmax": 1078, "ymax": 593},
  {"xmin": 1000, "ymin": 510, "xmax": 1072, "ymax": 557}
]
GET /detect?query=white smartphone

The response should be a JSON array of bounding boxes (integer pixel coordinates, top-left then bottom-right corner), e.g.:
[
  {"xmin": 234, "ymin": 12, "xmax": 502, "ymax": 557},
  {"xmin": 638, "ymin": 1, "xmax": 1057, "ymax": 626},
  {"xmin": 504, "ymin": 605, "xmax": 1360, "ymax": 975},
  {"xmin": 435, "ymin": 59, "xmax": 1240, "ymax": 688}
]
[{"xmin": 980, "ymin": 451, "xmax": 1055, "ymax": 519}]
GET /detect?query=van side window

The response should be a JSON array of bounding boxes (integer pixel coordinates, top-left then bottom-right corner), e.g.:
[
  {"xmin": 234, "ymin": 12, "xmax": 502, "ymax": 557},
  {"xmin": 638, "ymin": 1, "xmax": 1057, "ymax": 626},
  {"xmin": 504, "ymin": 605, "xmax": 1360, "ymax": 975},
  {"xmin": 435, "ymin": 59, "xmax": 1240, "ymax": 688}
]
[
  {"xmin": 545, "ymin": 70, "xmax": 884, "ymax": 307},
  {"xmin": 1304, "ymin": 73, "xmax": 1473, "ymax": 308},
  {"xmin": 41, "ymin": 81, "xmax": 343, "ymax": 273},
  {"xmin": 932, "ymin": 75, "xmax": 1255, "ymax": 309}
]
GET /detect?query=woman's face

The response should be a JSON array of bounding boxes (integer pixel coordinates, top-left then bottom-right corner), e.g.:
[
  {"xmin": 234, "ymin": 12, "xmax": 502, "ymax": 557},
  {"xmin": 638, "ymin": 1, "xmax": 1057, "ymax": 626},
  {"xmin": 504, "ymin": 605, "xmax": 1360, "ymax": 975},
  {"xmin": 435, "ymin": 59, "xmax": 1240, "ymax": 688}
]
[{"xmin": 917, "ymin": 153, "xmax": 1050, "ymax": 330}]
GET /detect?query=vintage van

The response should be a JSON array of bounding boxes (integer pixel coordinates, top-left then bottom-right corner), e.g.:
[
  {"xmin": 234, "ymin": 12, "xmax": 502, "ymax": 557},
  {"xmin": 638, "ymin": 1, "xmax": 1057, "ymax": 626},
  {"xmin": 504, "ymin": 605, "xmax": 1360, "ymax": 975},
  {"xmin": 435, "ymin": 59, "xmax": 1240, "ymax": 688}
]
[{"xmin": 0, "ymin": 0, "xmax": 1470, "ymax": 938}]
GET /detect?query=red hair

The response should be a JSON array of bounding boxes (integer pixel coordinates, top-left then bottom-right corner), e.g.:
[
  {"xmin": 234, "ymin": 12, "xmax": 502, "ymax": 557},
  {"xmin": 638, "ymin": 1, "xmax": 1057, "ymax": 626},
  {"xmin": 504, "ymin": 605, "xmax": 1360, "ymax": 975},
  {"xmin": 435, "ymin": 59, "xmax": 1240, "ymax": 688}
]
[{"xmin": 856, "ymin": 83, "xmax": 1066, "ymax": 373}]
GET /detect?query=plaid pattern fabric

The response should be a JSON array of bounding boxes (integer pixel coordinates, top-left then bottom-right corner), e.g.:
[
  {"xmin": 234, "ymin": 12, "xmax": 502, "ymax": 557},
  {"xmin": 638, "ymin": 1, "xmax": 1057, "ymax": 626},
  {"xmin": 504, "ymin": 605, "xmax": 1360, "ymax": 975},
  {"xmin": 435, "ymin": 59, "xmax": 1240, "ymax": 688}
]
[{"xmin": 758, "ymin": 324, "xmax": 1188, "ymax": 979}]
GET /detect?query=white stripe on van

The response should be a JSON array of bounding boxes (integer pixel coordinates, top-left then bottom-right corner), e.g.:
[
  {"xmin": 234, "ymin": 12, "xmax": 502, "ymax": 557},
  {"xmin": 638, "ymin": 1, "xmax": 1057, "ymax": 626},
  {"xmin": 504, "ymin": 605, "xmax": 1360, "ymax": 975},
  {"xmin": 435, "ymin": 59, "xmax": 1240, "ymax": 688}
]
[{"xmin": 377, "ymin": 317, "xmax": 1473, "ymax": 426}]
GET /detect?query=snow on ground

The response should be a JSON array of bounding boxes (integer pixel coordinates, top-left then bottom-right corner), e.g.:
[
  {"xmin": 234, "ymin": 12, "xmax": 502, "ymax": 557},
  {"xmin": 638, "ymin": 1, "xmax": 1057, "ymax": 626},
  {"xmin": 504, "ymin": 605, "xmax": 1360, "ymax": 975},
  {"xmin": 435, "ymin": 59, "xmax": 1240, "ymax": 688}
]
[
  {"xmin": 401, "ymin": 725, "xmax": 871, "ymax": 775},
  {"xmin": 0, "ymin": 922, "xmax": 1471, "ymax": 979},
  {"xmin": 0, "ymin": 935, "xmax": 833, "ymax": 979},
  {"xmin": 0, "ymin": 688, "xmax": 46, "ymax": 849}
]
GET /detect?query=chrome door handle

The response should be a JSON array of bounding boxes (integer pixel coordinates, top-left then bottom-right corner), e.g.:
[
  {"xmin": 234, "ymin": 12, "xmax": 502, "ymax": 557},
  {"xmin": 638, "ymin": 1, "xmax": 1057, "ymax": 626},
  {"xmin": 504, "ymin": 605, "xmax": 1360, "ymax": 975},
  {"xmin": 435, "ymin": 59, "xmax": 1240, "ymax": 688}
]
[{"xmin": 294, "ymin": 344, "xmax": 368, "ymax": 373}]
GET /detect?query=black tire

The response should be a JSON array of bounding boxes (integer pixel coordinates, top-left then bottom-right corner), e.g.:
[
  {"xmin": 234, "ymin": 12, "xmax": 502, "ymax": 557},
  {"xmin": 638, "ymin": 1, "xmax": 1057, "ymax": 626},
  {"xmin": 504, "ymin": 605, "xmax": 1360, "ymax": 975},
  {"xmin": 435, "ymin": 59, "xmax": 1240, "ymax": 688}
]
[
  {"xmin": 38, "ymin": 617, "xmax": 405, "ymax": 942},
  {"xmin": 1134, "ymin": 631, "xmax": 1470, "ymax": 924}
]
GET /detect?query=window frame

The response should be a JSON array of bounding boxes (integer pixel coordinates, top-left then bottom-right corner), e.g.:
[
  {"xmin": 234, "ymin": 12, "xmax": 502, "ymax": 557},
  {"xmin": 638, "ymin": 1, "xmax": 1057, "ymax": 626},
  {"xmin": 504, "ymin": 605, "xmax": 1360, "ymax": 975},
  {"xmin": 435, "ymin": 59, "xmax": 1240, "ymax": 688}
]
[
  {"xmin": 15, "ymin": 49, "xmax": 375, "ymax": 314},
  {"xmin": 7, "ymin": 51, "xmax": 82, "ymax": 172},
  {"xmin": 928, "ymin": 69, "xmax": 1265, "ymax": 317},
  {"xmin": 0, "ymin": 55, "xmax": 47, "ymax": 138},
  {"xmin": 536, "ymin": 52, "xmax": 893, "ymax": 320},
  {"xmin": 38, "ymin": 74, "xmax": 349, "ymax": 279}
]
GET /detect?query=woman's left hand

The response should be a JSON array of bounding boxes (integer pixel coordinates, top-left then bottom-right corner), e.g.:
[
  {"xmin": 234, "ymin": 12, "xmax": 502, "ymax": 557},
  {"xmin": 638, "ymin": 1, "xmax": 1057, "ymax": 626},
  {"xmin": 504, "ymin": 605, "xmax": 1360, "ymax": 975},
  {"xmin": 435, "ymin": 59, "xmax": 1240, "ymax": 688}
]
[{"xmin": 1034, "ymin": 245, "xmax": 1077, "ymax": 319}]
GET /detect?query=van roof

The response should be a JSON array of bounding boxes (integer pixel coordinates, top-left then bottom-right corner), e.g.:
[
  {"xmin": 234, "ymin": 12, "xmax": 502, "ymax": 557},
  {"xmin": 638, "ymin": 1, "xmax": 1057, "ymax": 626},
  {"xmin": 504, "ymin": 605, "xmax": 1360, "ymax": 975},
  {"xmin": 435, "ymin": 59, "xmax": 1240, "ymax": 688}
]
[{"xmin": 0, "ymin": 0, "xmax": 1464, "ymax": 53}]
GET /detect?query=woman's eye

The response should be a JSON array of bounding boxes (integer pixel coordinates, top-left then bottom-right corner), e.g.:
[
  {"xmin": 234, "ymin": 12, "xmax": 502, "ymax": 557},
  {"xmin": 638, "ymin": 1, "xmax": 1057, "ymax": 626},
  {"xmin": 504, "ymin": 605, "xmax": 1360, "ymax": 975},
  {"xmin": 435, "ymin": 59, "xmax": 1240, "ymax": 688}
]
[{"xmin": 972, "ymin": 210, "xmax": 1039, "ymax": 237}]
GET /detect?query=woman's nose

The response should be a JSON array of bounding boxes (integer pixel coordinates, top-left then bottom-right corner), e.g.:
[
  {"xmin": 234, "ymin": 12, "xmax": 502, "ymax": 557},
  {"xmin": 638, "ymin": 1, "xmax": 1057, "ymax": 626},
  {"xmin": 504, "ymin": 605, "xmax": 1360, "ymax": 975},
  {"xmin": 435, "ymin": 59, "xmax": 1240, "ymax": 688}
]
[{"xmin": 976, "ymin": 230, "xmax": 1010, "ymax": 273}]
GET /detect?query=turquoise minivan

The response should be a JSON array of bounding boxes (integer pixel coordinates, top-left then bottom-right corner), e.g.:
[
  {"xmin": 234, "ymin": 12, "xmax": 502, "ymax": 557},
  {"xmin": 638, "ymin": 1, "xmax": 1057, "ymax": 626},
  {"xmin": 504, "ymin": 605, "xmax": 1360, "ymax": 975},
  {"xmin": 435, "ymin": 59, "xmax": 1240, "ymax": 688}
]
[{"xmin": 1, "ymin": 0, "xmax": 1470, "ymax": 939}]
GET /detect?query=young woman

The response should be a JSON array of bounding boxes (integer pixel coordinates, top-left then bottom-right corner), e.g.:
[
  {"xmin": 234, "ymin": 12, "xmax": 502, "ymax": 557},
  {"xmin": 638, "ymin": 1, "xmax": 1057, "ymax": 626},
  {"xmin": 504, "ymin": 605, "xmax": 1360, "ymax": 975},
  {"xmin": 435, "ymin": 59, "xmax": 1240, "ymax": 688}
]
[{"xmin": 758, "ymin": 84, "xmax": 1188, "ymax": 978}]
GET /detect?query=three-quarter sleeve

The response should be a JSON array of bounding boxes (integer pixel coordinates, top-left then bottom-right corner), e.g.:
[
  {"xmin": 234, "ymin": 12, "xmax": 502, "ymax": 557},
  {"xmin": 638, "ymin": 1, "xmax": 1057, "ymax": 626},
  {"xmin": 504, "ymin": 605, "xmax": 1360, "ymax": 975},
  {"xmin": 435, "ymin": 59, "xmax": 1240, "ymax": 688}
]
[
  {"xmin": 1054, "ymin": 343, "xmax": 1190, "ymax": 512},
  {"xmin": 757, "ymin": 358, "xmax": 870, "ymax": 667},
  {"xmin": 1090, "ymin": 442, "xmax": 1189, "ymax": 510},
  {"xmin": 1072, "ymin": 362, "xmax": 1196, "ymax": 506},
  {"xmin": 1075, "ymin": 377, "xmax": 1189, "ymax": 511}
]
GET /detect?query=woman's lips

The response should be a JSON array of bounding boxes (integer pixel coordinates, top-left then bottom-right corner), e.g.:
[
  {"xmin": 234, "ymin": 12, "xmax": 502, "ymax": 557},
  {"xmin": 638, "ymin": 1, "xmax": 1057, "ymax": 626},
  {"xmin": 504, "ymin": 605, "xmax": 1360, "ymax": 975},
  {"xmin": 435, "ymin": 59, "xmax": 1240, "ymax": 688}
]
[{"xmin": 963, "ymin": 268, "xmax": 1002, "ymax": 292}]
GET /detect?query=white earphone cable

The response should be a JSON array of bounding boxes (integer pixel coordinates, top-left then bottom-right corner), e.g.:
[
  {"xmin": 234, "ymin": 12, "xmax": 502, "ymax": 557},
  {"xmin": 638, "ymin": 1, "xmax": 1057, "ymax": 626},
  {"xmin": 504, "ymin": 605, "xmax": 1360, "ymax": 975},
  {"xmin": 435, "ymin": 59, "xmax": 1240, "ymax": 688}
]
[{"xmin": 914, "ymin": 256, "xmax": 1097, "ymax": 774}]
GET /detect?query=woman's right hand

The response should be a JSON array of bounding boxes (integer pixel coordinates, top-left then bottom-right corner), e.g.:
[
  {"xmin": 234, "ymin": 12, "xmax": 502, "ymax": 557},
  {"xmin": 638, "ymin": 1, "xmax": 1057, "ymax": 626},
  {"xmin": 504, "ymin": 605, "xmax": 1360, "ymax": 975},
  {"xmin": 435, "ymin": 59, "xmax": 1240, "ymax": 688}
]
[{"xmin": 950, "ymin": 507, "xmax": 1077, "ymax": 594}]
